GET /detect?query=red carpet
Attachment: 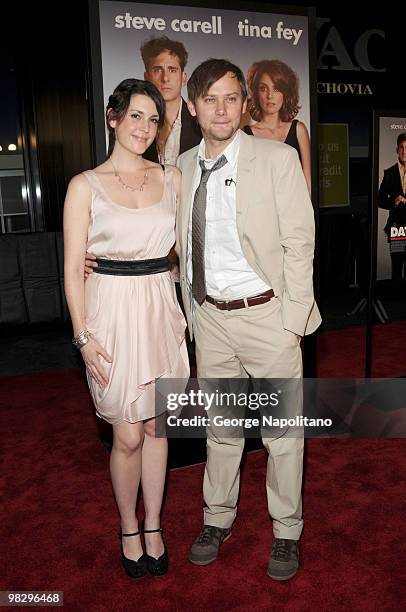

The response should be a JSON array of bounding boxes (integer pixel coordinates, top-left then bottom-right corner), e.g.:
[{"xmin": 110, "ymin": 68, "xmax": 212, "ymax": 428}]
[
  {"xmin": 1, "ymin": 369, "xmax": 406, "ymax": 611},
  {"xmin": 318, "ymin": 320, "xmax": 406, "ymax": 377}
]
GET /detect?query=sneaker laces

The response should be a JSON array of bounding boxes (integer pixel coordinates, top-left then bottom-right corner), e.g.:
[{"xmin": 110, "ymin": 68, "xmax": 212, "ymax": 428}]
[
  {"xmin": 197, "ymin": 526, "xmax": 219, "ymax": 545},
  {"xmin": 273, "ymin": 539, "xmax": 294, "ymax": 561}
]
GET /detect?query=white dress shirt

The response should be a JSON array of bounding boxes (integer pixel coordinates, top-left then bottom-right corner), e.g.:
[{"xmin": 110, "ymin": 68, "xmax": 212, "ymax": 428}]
[{"xmin": 187, "ymin": 131, "xmax": 271, "ymax": 300}]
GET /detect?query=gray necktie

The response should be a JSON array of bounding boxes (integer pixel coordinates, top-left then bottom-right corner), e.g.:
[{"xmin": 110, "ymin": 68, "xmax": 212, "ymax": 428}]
[{"xmin": 192, "ymin": 155, "xmax": 227, "ymax": 305}]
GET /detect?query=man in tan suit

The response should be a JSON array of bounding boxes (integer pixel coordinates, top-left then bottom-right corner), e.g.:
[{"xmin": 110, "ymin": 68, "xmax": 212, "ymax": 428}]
[{"xmin": 177, "ymin": 59, "xmax": 321, "ymax": 580}]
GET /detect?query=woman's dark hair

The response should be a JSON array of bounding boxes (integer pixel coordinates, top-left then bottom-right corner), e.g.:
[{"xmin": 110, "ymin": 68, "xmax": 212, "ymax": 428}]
[
  {"xmin": 247, "ymin": 59, "xmax": 300, "ymax": 122},
  {"xmin": 187, "ymin": 58, "xmax": 247, "ymax": 104},
  {"xmin": 106, "ymin": 78, "xmax": 165, "ymax": 155}
]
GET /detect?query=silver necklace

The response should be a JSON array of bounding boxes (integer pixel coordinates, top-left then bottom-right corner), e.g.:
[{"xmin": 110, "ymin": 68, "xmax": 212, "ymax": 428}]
[{"xmin": 110, "ymin": 158, "xmax": 148, "ymax": 192}]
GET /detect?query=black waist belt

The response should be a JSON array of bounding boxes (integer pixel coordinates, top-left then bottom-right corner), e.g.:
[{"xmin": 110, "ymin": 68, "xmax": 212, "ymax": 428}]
[{"xmin": 94, "ymin": 257, "xmax": 169, "ymax": 276}]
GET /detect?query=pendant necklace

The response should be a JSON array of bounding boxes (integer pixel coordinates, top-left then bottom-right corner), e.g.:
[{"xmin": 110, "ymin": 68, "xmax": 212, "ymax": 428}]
[{"xmin": 110, "ymin": 158, "xmax": 148, "ymax": 192}]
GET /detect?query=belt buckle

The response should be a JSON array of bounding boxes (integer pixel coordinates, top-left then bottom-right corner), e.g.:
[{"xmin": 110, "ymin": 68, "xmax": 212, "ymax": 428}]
[
  {"xmin": 227, "ymin": 298, "xmax": 243, "ymax": 310},
  {"xmin": 214, "ymin": 298, "xmax": 231, "ymax": 311}
]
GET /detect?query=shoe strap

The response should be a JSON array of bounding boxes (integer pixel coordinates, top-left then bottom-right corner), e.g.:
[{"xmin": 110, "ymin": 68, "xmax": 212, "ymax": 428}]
[
  {"xmin": 121, "ymin": 530, "xmax": 140, "ymax": 537},
  {"xmin": 143, "ymin": 527, "xmax": 163, "ymax": 534}
]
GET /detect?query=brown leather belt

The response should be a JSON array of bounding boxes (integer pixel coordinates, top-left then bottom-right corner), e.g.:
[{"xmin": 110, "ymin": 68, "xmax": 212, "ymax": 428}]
[{"xmin": 205, "ymin": 289, "xmax": 275, "ymax": 311}]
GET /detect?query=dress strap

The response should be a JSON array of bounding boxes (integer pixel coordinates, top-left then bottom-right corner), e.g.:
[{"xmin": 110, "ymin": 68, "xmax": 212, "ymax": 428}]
[
  {"xmin": 284, "ymin": 120, "xmax": 301, "ymax": 162},
  {"xmin": 284, "ymin": 120, "xmax": 298, "ymax": 145},
  {"xmin": 82, "ymin": 169, "xmax": 104, "ymax": 196}
]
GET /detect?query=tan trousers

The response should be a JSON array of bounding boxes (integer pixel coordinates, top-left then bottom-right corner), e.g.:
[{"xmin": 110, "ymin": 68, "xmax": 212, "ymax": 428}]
[{"xmin": 194, "ymin": 296, "xmax": 304, "ymax": 540}]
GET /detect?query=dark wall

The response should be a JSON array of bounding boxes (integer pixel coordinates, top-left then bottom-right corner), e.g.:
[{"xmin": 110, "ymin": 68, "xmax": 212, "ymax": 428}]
[{"xmin": 16, "ymin": 1, "xmax": 93, "ymax": 231}]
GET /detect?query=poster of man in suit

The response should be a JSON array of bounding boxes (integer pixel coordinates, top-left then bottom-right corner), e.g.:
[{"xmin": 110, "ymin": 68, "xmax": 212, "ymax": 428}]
[{"xmin": 376, "ymin": 116, "xmax": 406, "ymax": 282}]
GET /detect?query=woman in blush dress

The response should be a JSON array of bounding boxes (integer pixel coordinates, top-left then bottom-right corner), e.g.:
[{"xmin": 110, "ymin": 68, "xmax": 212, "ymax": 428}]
[
  {"xmin": 63, "ymin": 79, "xmax": 189, "ymax": 579},
  {"xmin": 243, "ymin": 59, "xmax": 311, "ymax": 193}
]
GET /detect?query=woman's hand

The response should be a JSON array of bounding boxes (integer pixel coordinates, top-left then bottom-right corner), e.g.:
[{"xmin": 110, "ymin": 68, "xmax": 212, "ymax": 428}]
[
  {"xmin": 80, "ymin": 337, "xmax": 112, "ymax": 386},
  {"xmin": 84, "ymin": 252, "xmax": 98, "ymax": 278}
]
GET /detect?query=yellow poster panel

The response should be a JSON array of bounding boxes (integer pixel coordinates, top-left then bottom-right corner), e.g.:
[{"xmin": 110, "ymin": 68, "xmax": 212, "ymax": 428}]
[{"xmin": 318, "ymin": 124, "xmax": 349, "ymax": 207}]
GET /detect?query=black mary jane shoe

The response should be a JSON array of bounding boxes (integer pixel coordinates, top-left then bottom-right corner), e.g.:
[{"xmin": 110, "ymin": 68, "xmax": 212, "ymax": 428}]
[
  {"xmin": 120, "ymin": 530, "xmax": 147, "ymax": 579},
  {"xmin": 144, "ymin": 527, "xmax": 169, "ymax": 576}
]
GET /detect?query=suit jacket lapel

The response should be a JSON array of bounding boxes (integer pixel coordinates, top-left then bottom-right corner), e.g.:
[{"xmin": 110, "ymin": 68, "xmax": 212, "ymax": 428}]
[
  {"xmin": 393, "ymin": 164, "xmax": 404, "ymax": 196},
  {"xmin": 236, "ymin": 131, "xmax": 256, "ymax": 242},
  {"xmin": 180, "ymin": 149, "xmax": 199, "ymax": 257}
]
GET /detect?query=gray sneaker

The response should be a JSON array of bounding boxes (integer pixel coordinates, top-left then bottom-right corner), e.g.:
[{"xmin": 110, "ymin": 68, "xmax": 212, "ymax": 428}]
[
  {"xmin": 189, "ymin": 525, "xmax": 232, "ymax": 565},
  {"xmin": 267, "ymin": 538, "xmax": 299, "ymax": 580}
]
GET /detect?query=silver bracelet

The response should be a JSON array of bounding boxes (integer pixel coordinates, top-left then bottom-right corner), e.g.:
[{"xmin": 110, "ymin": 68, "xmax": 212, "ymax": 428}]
[{"xmin": 72, "ymin": 330, "xmax": 92, "ymax": 349}]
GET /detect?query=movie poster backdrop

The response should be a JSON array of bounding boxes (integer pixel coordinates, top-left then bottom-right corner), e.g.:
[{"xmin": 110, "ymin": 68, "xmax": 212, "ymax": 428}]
[
  {"xmin": 94, "ymin": 1, "xmax": 311, "ymax": 160},
  {"xmin": 374, "ymin": 113, "xmax": 406, "ymax": 282}
]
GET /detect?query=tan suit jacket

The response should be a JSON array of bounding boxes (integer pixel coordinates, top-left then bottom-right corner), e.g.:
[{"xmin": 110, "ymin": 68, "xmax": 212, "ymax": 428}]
[{"xmin": 176, "ymin": 130, "xmax": 321, "ymax": 339}]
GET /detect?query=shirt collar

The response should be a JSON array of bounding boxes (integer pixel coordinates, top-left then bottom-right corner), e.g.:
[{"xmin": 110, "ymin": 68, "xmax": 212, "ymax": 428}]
[
  {"xmin": 197, "ymin": 130, "xmax": 240, "ymax": 169},
  {"xmin": 174, "ymin": 99, "xmax": 182, "ymax": 126}
]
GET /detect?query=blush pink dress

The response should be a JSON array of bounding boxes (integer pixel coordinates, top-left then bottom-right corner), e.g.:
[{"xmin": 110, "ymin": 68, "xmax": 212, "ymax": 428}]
[{"xmin": 83, "ymin": 167, "xmax": 189, "ymax": 425}]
